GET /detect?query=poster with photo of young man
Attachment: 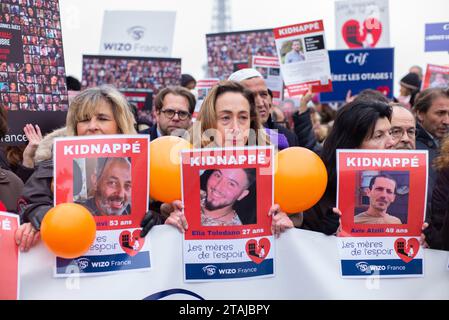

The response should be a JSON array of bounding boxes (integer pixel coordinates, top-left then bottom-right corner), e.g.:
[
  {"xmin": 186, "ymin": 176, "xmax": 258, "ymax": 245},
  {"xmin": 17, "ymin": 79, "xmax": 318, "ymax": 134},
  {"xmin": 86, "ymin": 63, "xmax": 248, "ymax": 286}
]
[{"xmin": 181, "ymin": 146, "xmax": 275, "ymax": 281}]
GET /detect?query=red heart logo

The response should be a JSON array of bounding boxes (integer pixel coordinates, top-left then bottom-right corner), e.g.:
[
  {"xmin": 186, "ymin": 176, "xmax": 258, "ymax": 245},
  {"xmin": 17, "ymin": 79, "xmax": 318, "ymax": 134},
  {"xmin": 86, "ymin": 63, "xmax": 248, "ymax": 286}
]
[
  {"xmin": 394, "ymin": 238, "xmax": 419, "ymax": 263},
  {"xmin": 342, "ymin": 18, "xmax": 382, "ymax": 48},
  {"xmin": 119, "ymin": 230, "xmax": 145, "ymax": 257},
  {"xmin": 245, "ymin": 238, "xmax": 271, "ymax": 264},
  {"xmin": 376, "ymin": 86, "xmax": 390, "ymax": 96}
]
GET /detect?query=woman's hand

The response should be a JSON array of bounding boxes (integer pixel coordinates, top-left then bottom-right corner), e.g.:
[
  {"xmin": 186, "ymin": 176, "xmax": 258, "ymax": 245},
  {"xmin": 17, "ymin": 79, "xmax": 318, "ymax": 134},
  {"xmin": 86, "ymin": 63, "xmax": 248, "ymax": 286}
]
[
  {"xmin": 15, "ymin": 222, "xmax": 40, "ymax": 252},
  {"xmin": 22, "ymin": 124, "xmax": 42, "ymax": 168},
  {"xmin": 269, "ymin": 204, "xmax": 294, "ymax": 238},
  {"xmin": 420, "ymin": 222, "xmax": 429, "ymax": 248},
  {"xmin": 164, "ymin": 200, "xmax": 188, "ymax": 233}
]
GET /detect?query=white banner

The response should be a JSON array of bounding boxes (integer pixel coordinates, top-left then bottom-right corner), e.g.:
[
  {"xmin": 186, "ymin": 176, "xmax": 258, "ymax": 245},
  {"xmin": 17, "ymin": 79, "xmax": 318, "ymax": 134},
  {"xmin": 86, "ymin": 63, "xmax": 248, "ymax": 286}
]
[
  {"xmin": 18, "ymin": 226, "xmax": 449, "ymax": 299},
  {"xmin": 99, "ymin": 10, "xmax": 176, "ymax": 57},
  {"xmin": 335, "ymin": 0, "xmax": 390, "ymax": 49}
]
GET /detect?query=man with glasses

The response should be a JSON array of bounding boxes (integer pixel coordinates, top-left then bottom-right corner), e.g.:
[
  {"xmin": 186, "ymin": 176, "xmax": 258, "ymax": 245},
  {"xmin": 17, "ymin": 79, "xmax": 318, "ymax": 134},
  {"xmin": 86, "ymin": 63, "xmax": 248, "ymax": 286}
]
[
  {"xmin": 140, "ymin": 86, "xmax": 196, "ymax": 140},
  {"xmin": 390, "ymin": 105, "xmax": 416, "ymax": 150}
]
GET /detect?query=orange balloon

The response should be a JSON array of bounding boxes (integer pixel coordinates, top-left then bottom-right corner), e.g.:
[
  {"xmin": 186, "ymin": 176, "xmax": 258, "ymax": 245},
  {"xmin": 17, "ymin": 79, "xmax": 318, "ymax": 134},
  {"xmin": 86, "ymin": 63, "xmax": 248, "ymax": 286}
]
[
  {"xmin": 150, "ymin": 136, "xmax": 192, "ymax": 203},
  {"xmin": 274, "ymin": 147, "xmax": 327, "ymax": 214},
  {"xmin": 41, "ymin": 203, "xmax": 96, "ymax": 259}
]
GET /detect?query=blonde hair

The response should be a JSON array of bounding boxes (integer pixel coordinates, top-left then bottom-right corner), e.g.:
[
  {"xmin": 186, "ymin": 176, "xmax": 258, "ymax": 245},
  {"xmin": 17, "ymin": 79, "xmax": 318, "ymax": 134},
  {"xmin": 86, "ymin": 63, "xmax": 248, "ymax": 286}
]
[
  {"xmin": 193, "ymin": 80, "xmax": 269, "ymax": 147},
  {"xmin": 66, "ymin": 85, "xmax": 137, "ymax": 136}
]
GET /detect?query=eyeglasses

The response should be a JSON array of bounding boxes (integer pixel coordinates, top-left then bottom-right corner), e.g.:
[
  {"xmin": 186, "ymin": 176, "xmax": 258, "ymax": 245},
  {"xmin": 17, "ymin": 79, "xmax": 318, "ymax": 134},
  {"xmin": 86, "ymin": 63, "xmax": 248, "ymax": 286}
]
[
  {"xmin": 160, "ymin": 109, "xmax": 191, "ymax": 120},
  {"xmin": 390, "ymin": 127, "xmax": 416, "ymax": 139}
]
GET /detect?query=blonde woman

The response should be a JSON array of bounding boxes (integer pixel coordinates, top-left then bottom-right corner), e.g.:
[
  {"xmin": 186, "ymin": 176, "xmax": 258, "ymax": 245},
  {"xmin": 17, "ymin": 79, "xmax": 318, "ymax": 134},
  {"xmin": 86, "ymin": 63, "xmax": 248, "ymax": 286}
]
[{"xmin": 16, "ymin": 85, "xmax": 137, "ymax": 251}]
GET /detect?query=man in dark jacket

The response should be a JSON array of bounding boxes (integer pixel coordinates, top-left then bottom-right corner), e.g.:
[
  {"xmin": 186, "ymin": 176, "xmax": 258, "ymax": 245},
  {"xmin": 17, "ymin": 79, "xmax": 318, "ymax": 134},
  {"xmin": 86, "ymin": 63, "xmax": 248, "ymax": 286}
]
[{"xmin": 139, "ymin": 86, "xmax": 196, "ymax": 140}]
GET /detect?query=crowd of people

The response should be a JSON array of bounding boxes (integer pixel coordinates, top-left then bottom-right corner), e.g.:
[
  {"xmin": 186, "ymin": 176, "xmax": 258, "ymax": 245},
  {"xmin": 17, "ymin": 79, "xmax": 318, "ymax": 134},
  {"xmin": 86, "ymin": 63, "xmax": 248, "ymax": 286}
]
[{"xmin": 2, "ymin": 62, "xmax": 448, "ymax": 252}]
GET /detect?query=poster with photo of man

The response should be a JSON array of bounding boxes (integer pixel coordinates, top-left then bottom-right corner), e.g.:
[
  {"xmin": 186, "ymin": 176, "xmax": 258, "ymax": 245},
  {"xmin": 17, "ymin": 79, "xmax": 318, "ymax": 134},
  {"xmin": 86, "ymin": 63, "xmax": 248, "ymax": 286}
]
[
  {"xmin": 181, "ymin": 146, "xmax": 275, "ymax": 281},
  {"xmin": 53, "ymin": 135, "xmax": 151, "ymax": 277},
  {"xmin": 274, "ymin": 20, "xmax": 332, "ymax": 96},
  {"xmin": 422, "ymin": 64, "xmax": 449, "ymax": 90},
  {"xmin": 336, "ymin": 150, "xmax": 427, "ymax": 278},
  {"xmin": 0, "ymin": 0, "xmax": 68, "ymax": 145}
]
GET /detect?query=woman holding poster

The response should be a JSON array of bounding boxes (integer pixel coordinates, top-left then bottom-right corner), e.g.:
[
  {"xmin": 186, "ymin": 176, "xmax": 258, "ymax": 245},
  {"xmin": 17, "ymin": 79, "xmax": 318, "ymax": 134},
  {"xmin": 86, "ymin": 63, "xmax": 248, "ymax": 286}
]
[
  {"xmin": 157, "ymin": 81, "xmax": 296, "ymax": 237},
  {"xmin": 16, "ymin": 85, "xmax": 137, "ymax": 252},
  {"xmin": 301, "ymin": 99, "xmax": 395, "ymax": 235}
]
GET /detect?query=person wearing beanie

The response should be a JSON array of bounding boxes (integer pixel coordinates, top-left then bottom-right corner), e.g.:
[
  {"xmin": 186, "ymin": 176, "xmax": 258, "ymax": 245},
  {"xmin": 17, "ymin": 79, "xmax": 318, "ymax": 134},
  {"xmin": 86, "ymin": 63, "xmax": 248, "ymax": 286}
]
[{"xmin": 397, "ymin": 72, "xmax": 421, "ymax": 109}]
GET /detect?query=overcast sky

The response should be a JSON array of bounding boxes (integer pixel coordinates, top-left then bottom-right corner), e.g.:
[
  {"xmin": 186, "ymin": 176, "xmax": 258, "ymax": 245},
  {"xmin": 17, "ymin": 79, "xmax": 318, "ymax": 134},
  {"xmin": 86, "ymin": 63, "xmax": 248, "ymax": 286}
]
[{"xmin": 59, "ymin": 0, "xmax": 449, "ymax": 95}]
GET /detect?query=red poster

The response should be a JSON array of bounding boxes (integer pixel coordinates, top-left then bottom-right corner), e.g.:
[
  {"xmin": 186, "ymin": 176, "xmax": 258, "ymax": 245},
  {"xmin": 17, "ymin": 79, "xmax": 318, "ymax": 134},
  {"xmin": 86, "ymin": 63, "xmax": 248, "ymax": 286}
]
[
  {"xmin": 54, "ymin": 135, "xmax": 149, "ymax": 230},
  {"xmin": 182, "ymin": 147, "xmax": 273, "ymax": 240},
  {"xmin": 337, "ymin": 150, "xmax": 427, "ymax": 237},
  {"xmin": 422, "ymin": 64, "xmax": 449, "ymax": 90},
  {"xmin": 0, "ymin": 212, "xmax": 20, "ymax": 300}
]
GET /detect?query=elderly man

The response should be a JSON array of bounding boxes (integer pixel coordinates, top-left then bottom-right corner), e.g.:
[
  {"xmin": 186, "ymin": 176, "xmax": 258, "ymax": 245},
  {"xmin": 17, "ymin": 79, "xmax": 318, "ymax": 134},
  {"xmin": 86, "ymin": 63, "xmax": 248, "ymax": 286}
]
[{"xmin": 390, "ymin": 104, "xmax": 416, "ymax": 150}]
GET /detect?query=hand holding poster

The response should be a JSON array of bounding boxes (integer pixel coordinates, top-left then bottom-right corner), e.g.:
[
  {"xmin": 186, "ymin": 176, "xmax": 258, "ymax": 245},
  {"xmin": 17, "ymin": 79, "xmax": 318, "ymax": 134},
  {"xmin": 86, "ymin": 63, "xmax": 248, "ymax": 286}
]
[
  {"xmin": 0, "ymin": 212, "xmax": 20, "ymax": 300},
  {"xmin": 53, "ymin": 135, "xmax": 150, "ymax": 276},
  {"xmin": 337, "ymin": 150, "xmax": 427, "ymax": 277},
  {"xmin": 274, "ymin": 20, "xmax": 332, "ymax": 96},
  {"xmin": 422, "ymin": 64, "xmax": 449, "ymax": 90},
  {"xmin": 181, "ymin": 147, "xmax": 275, "ymax": 281}
]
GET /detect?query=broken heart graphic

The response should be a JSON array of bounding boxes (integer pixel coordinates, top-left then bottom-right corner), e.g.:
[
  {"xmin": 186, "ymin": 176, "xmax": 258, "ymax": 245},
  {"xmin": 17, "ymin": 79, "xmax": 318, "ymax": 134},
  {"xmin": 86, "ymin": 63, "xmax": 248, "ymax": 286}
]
[
  {"xmin": 394, "ymin": 238, "xmax": 419, "ymax": 263},
  {"xmin": 245, "ymin": 238, "xmax": 271, "ymax": 264},
  {"xmin": 119, "ymin": 229, "xmax": 144, "ymax": 256},
  {"xmin": 342, "ymin": 18, "xmax": 382, "ymax": 48}
]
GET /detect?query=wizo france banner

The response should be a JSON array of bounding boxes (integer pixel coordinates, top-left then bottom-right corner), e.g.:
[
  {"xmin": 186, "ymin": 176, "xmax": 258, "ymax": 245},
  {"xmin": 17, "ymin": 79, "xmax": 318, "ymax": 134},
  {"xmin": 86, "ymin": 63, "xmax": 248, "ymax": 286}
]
[
  {"xmin": 320, "ymin": 48, "xmax": 394, "ymax": 103},
  {"xmin": 337, "ymin": 150, "xmax": 427, "ymax": 278},
  {"xmin": 53, "ymin": 135, "xmax": 150, "ymax": 276},
  {"xmin": 99, "ymin": 11, "xmax": 176, "ymax": 57},
  {"xmin": 18, "ymin": 226, "xmax": 449, "ymax": 299},
  {"xmin": 335, "ymin": 0, "xmax": 390, "ymax": 49}
]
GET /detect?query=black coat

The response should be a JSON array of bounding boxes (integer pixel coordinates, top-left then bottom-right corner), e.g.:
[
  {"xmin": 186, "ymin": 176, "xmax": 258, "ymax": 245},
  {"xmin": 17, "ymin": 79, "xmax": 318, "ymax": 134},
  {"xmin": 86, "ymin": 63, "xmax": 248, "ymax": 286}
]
[
  {"xmin": 426, "ymin": 167, "xmax": 449, "ymax": 249},
  {"xmin": 292, "ymin": 109, "xmax": 322, "ymax": 154},
  {"xmin": 264, "ymin": 115, "xmax": 299, "ymax": 148},
  {"xmin": 415, "ymin": 122, "xmax": 439, "ymax": 222},
  {"xmin": 139, "ymin": 125, "xmax": 159, "ymax": 141}
]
